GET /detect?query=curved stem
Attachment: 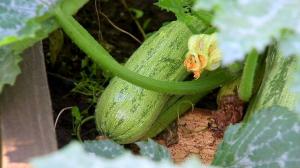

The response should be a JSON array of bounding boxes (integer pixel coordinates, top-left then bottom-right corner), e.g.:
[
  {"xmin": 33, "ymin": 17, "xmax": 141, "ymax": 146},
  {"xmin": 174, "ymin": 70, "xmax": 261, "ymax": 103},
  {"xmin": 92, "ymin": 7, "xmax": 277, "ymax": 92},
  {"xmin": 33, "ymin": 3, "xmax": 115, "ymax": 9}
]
[{"xmin": 54, "ymin": 7, "xmax": 236, "ymax": 95}]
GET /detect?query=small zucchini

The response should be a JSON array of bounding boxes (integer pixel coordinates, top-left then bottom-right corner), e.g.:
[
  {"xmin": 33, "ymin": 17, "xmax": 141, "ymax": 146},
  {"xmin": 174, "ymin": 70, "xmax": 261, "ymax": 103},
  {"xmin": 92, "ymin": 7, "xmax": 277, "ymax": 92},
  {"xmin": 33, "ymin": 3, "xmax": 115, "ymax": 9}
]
[
  {"xmin": 245, "ymin": 45, "xmax": 297, "ymax": 120},
  {"xmin": 95, "ymin": 21, "xmax": 192, "ymax": 144}
]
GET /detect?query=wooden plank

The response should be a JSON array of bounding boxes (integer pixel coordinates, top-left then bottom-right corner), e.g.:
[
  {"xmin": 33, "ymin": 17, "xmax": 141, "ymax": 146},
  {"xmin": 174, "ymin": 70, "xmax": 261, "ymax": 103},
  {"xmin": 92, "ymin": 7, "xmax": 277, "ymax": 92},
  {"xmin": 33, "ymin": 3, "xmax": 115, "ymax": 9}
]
[{"xmin": 0, "ymin": 42, "xmax": 57, "ymax": 168}]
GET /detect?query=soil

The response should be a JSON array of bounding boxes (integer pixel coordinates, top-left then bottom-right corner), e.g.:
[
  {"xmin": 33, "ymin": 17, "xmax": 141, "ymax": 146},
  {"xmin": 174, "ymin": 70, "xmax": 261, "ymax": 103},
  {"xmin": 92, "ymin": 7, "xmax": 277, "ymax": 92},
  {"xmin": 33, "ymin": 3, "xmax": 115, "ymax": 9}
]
[
  {"xmin": 209, "ymin": 95, "xmax": 244, "ymax": 138},
  {"xmin": 156, "ymin": 108, "xmax": 222, "ymax": 164}
]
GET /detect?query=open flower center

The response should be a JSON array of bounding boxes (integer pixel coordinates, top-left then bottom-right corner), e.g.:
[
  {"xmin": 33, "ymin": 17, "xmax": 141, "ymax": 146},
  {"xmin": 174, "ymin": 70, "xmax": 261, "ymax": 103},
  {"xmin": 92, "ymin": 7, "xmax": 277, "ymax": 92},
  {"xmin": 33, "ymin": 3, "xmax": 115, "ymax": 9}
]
[
  {"xmin": 183, "ymin": 34, "xmax": 221, "ymax": 79},
  {"xmin": 184, "ymin": 54, "xmax": 207, "ymax": 79}
]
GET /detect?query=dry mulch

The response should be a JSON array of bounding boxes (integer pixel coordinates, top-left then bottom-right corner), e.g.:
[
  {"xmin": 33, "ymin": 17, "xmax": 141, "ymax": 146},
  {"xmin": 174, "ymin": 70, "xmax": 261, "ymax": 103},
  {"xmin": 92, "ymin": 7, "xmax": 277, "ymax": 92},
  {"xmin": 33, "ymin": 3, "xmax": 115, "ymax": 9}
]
[{"xmin": 156, "ymin": 108, "xmax": 222, "ymax": 164}]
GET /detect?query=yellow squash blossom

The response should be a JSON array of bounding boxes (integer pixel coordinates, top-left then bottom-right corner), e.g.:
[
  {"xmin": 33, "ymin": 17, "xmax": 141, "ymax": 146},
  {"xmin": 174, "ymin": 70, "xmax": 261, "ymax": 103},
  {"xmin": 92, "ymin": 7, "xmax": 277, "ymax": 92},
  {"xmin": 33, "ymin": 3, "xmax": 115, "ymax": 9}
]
[{"xmin": 184, "ymin": 34, "xmax": 221, "ymax": 79}]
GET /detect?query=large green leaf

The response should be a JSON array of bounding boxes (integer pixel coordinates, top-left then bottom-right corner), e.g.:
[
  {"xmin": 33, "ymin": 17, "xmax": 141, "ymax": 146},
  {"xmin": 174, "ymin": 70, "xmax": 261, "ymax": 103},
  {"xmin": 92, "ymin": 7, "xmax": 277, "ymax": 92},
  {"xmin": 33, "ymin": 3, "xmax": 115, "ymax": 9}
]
[
  {"xmin": 31, "ymin": 142, "xmax": 217, "ymax": 168},
  {"xmin": 0, "ymin": 0, "xmax": 88, "ymax": 46},
  {"xmin": 136, "ymin": 139, "xmax": 171, "ymax": 161},
  {"xmin": 194, "ymin": 0, "xmax": 300, "ymax": 64},
  {"xmin": 156, "ymin": 0, "xmax": 207, "ymax": 33},
  {"xmin": 213, "ymin": 106, "xmax": 300, "ymax": 168},
  {"xmin": 194, "ymin": 0, "xmax": 300, "ymax": 113},
  {"xmin": 0, "ymin": 0, "xmax": 88, "ymax": 93},
  {"xmin": 83, "ymin": 140, "xmax": 127, "ymax": 159},
  {"xmin": 83, "ymin": 139, "xmax": 170, "ymax": 161},
  {"xmin": 0, "ymin": 0, "xmax": 58, "ymax": 46}
]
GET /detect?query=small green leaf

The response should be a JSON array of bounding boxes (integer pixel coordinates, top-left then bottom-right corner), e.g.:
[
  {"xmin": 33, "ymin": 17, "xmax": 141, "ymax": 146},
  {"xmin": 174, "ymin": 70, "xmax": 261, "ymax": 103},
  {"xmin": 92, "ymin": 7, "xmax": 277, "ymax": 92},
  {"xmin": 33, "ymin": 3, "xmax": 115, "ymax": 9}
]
[
  {"xmin": 49, "ymin": 29, "xmax": 64, "ymax": 65},
  {"xmin": 0, "ymin": 46, "xmax": 22, "ymax": 92},
  {"xmin": 129, "ymin": 8, "xmax": 144, "ymax": 19},
  {"xmin": 136, "ymin": 139, "xmax": 171, "ymax": 161},
  {"xmin": 143, "ymin": 19, "xmax": 152, "ymax": 30},
  {"xmin": 83, "ymin": 140, "xmax": 127, "ymax": 159},
  {"xmin": 71, "ymin": 106, "xmax": 82, "ymax": 122},
  {"xmin": 213, "ymin": 106, "xmax": 300, "ymax": 168}
]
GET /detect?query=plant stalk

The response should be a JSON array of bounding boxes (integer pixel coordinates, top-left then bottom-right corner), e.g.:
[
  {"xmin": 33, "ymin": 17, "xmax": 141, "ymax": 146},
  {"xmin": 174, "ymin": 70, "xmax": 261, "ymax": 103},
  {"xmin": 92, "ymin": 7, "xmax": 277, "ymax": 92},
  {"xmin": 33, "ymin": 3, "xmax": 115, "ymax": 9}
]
[
  {"xmin": 238, "ymin": 49, "xmax": 259, "ymax": 101},
  {"xmin": 54, "ymin": 7, "xmax": 235, "ymax": 95},
  {"xmin": 144, "ymin": 91, "xmax": 209, "ymax": 138}
]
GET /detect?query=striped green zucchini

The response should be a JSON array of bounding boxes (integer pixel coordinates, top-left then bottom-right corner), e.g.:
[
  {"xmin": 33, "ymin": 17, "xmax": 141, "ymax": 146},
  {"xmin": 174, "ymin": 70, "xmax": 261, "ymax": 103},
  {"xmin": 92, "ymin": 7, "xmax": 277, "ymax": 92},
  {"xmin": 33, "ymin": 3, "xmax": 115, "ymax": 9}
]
[
  {"xmin": 245, "ymin": 45, "xmax": 297, "ymax": 120},
  {"xmin": 95, "ymin": 21, "xmax": 192, "ymax": 144}
]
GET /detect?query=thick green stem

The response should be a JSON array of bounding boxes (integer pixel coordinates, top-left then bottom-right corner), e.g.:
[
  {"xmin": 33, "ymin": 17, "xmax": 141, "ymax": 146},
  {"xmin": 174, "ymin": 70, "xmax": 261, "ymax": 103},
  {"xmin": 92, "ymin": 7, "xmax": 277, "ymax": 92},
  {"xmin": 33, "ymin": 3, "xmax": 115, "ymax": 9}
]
[
  {"xmin": 144, "ymin": 91, "xmax": 209, "ymax": 138},
  {"xmin": 144, "ymin": 71, "xmax": 239, "ymax": 138},
  {"xmin": 161, "ymin": 95, "xmax": 183, "ymax": 113},
  {"xmin": 238, "ymin": 49, "xmax": 259, "ymax": 101},
  {"xmin": 54, "ymin": 7, "xmax": 234, "ymax": 95},
  {"xmin": 217, "ymin": 78, "xmax": 241, "ymax": 104}
]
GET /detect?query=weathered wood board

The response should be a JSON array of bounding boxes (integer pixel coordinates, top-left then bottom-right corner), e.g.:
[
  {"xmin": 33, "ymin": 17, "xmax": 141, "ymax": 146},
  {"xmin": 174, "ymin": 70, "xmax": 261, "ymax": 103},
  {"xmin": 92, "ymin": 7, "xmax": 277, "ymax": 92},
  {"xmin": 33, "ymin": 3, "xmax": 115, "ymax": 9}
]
[{"xmin": 0, "ymin": 43, "xmax": 57, "ymax": 168}]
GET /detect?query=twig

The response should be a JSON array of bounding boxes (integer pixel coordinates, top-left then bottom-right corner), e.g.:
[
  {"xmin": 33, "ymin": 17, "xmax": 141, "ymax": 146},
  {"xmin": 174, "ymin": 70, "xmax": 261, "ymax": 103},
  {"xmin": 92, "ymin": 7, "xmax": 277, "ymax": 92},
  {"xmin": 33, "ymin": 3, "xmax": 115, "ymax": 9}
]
[
  {"xmin": 99, "ymin": 11, "xmax": 142, "ymax": 44},
  {"xmin": 47, "ymin": 72, "xmax": 75, "ymax": 84},
  {"xmin": 120, "ymin": 0, "xmax": 147, "ymax": 40},
  {"xmin": 54, "ymin": 106, "xmax": 73, "ymax": 128},
  {"xmin": 94, "ymin": 0, "xmax": 103, "ymax": 41}
]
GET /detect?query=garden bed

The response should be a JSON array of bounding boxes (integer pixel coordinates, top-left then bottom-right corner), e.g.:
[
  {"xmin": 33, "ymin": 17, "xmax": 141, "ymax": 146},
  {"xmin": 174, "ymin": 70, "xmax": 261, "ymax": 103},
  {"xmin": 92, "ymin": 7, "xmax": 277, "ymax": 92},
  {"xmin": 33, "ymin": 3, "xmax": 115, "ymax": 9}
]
[
  {"xmin": 1, "ymin": 0, "xmax": 299, "ymax": 167},
  {"xmin": 45, "ymin": 0, "xmax": 221, "ymax": 163}
]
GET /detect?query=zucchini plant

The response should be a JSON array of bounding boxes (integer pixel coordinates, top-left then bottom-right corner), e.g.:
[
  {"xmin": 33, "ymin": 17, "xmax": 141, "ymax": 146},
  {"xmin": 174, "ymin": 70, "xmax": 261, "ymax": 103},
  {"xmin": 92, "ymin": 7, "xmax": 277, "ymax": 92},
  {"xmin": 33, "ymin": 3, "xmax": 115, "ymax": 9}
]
[
  {"xmin": 95, "ymin": 25, "xmax": 236, "ymax": 143},
  {"xmin": 1, "ymin": 0, "xmax": 300, "ymax": 167}
]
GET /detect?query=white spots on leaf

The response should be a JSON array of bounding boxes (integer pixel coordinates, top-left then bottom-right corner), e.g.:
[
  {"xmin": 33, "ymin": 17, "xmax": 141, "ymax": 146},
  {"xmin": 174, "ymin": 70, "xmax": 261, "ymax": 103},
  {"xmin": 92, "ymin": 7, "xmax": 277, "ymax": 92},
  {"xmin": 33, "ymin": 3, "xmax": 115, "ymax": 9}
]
[
  {"xmin": 149, "ymin": 153, "xmax": 155, "ymax": 159},
  {"xmin": 136, "ymin": 140, "xmax": 170, "ymax": 161},
  {"xmin": 272, "ymin": 115, "xmax": 285, "ymax": 122},
  {"xmin": 248, "ymin": 2, "xmax": 283, "ymax": 28},
  {"xmin": 248, "ymin": 145, "xmax": 258, "ymax": 153},
  {"xmin": 292, "ymin": 123, "xmax": 300, "ymax": 133},
  {"xmin": 227, "ymin": 139, "xmax": 237, "ymax": 146},
  {"xmin": 280, "ymin": 152, "xmax": 288, "ymax": 161},
  {"xmin": 275, "ymin": 132, "xmax": 283, "ymax": 140},
  {"xmin": 277, "ymin": 152, "xmax": 288, "ymax": 167},
  {"xmin": 213, "ymin": 106, "xmax": 300, "ymax": 167},
  {"xmin": 277, "ymin": 115, "xmax": 287, "ymax": 120},
  {"xmin": 238, "ymin": 0, "xmax": 251, "ymax": 5},
  {"xmin": 238, "ymin": 157, "xmax": 254, "ymax": 167}
]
